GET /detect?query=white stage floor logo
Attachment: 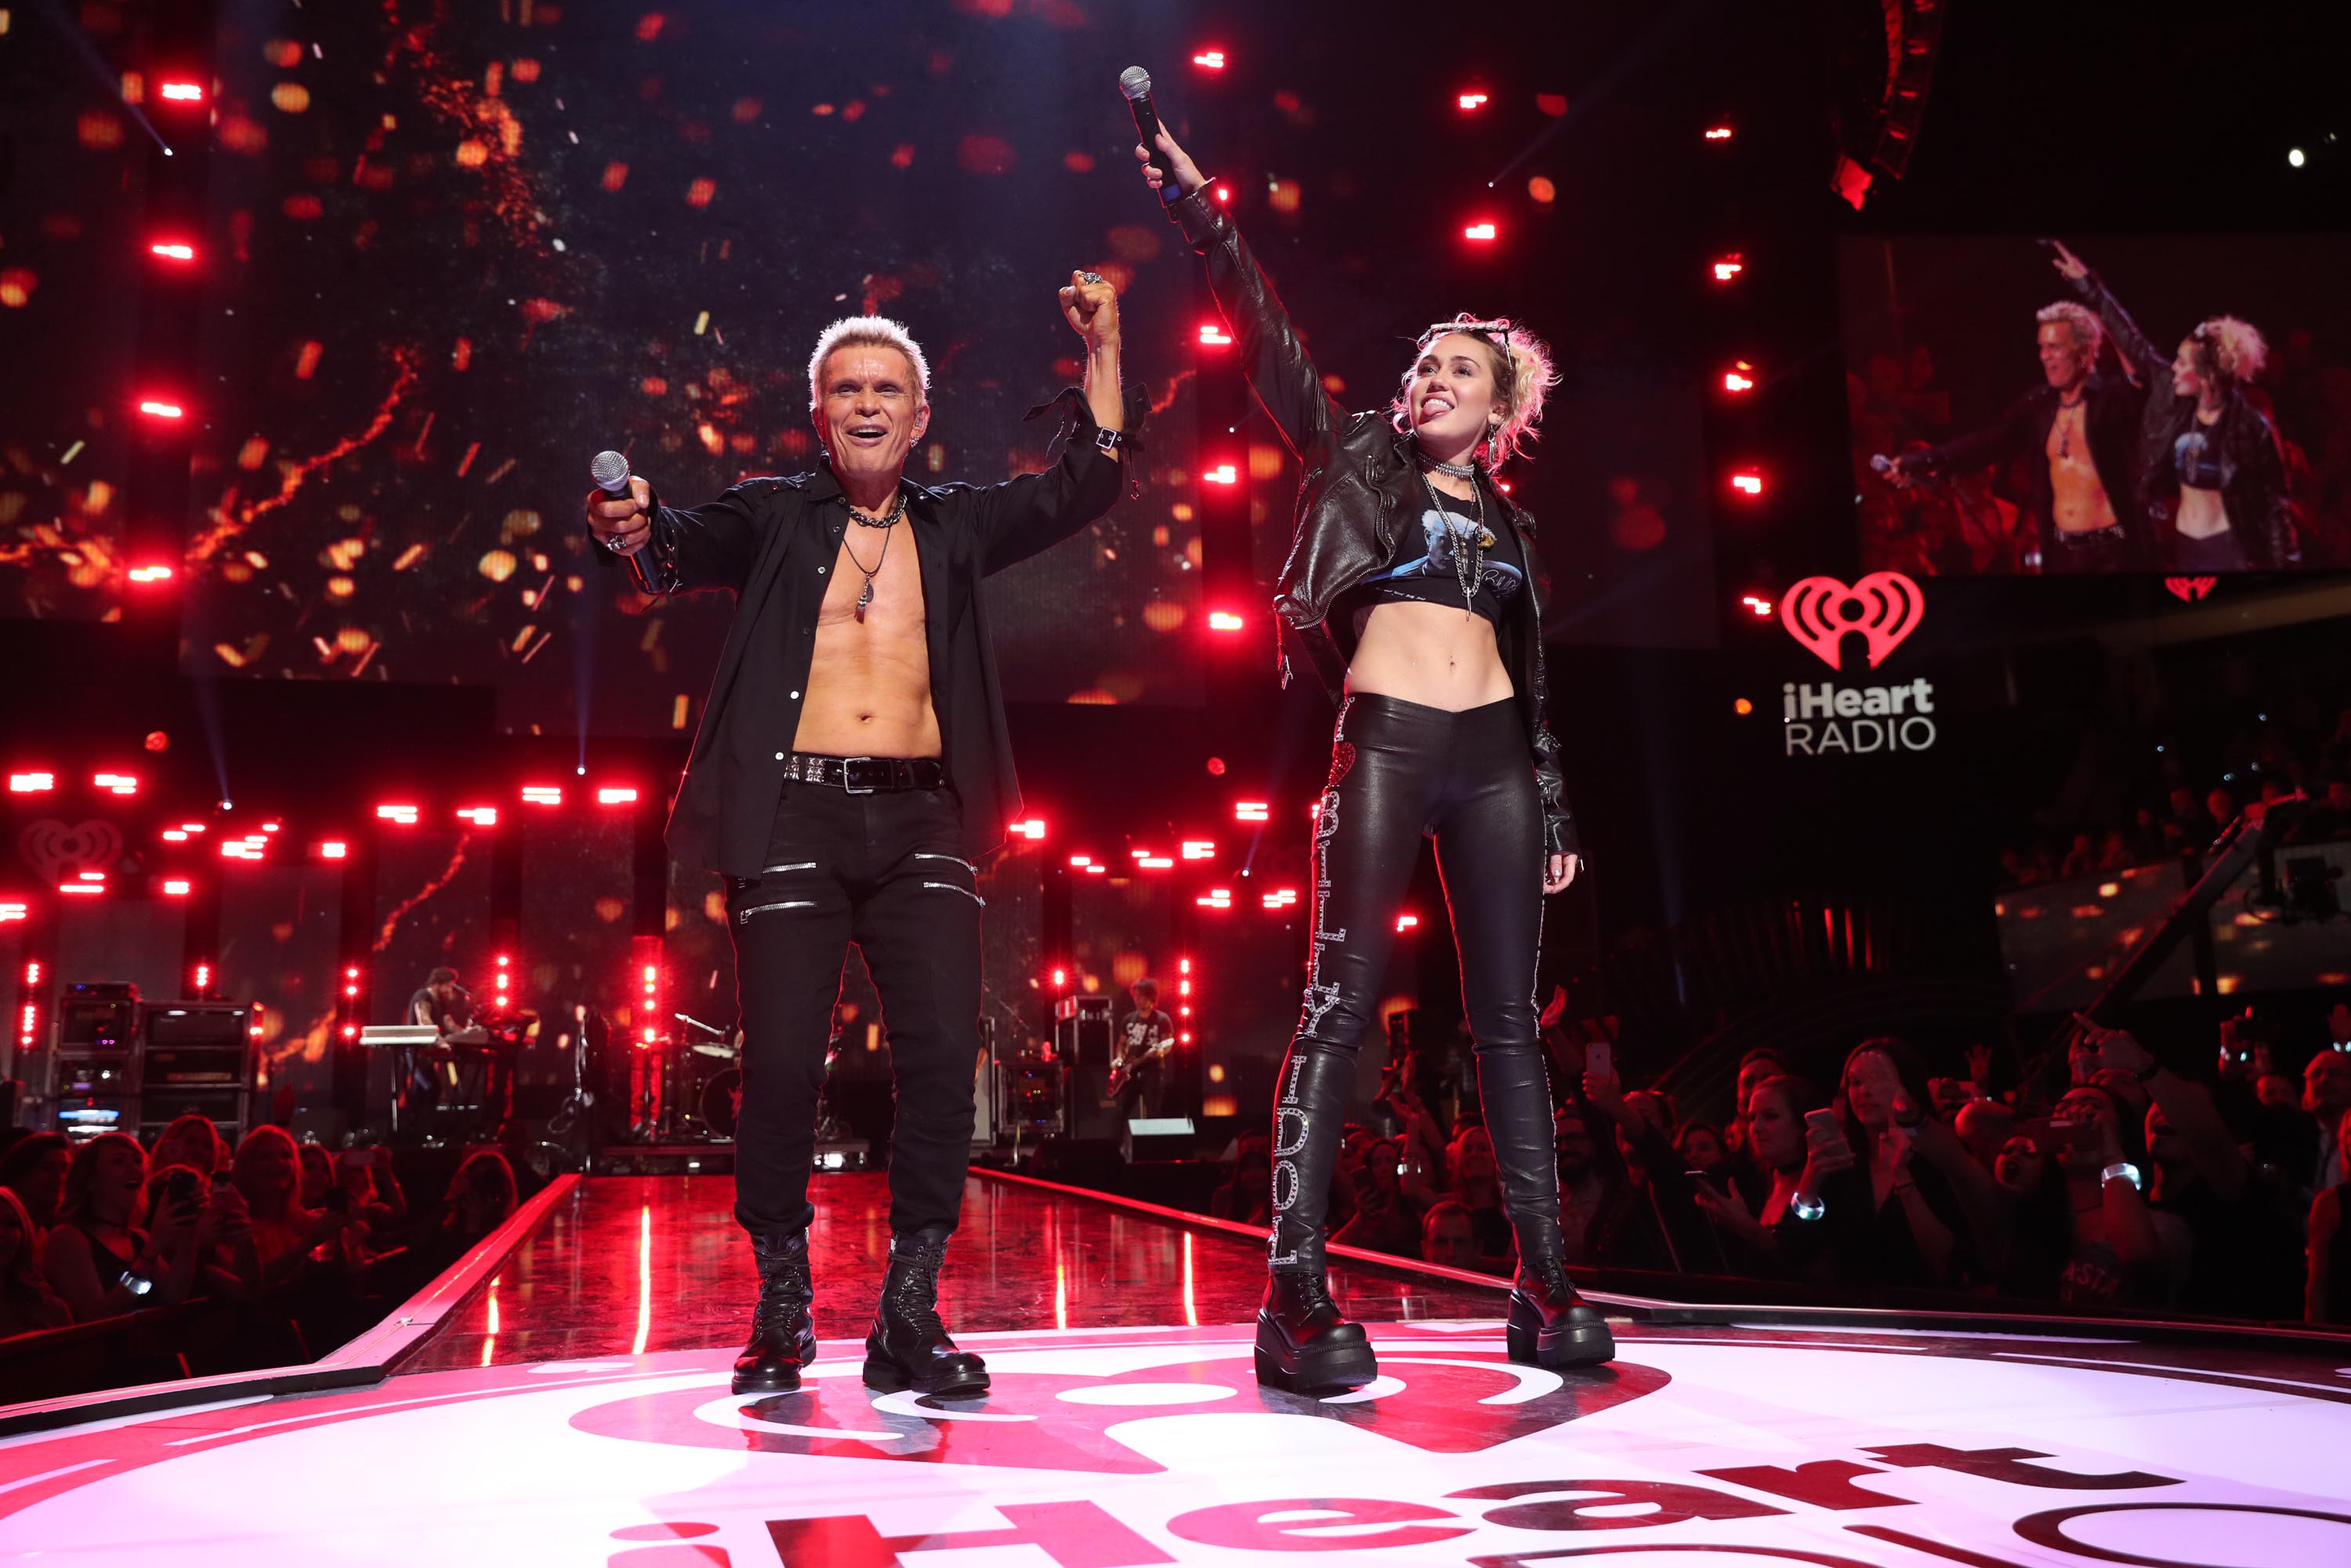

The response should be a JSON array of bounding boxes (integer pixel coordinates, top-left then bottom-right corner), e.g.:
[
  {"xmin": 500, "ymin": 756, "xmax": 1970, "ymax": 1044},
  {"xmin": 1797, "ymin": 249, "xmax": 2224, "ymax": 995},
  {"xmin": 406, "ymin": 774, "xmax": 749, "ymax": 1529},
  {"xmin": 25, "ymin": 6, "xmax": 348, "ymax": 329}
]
[{"xmin": 5, "ymin": 1323, "xmax": 2349, "ymax": 1566}]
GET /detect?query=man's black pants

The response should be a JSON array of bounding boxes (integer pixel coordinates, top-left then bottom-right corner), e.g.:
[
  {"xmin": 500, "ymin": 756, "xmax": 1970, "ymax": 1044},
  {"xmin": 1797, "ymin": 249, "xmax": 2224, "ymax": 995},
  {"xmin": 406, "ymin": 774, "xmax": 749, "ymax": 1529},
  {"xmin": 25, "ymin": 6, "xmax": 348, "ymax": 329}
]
[{"xmin": 726, "ymin": 783, "xmax": 983, "ymax": 1241}]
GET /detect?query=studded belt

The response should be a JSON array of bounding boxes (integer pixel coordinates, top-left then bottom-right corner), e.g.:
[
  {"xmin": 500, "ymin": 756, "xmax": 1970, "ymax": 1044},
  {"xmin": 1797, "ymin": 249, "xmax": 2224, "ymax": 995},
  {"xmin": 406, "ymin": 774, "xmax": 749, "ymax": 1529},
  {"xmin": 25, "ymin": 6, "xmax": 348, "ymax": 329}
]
[{"xmin": 783, "ymin": 753, "xmax": 945, "ymax": 793}]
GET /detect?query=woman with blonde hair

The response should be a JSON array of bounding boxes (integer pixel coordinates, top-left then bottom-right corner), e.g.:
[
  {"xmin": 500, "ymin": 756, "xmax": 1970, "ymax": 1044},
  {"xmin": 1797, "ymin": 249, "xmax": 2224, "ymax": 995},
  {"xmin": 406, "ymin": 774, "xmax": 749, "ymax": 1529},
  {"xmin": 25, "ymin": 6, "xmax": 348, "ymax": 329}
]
[
  {"xmin": 44, "ymin": 1132, "xmax": 200, "ymax": 1320},
  {"xmin": 232, "ymin": 1124, "xmax": 349, "ymax": 1287},
  {"xmin": 1139, "ymin": 126, "xmax": 1611, "ymax": 1392},
  {"xmin": 2051, "ymin": 242, "xmax": 2298, "ymax": 570}
]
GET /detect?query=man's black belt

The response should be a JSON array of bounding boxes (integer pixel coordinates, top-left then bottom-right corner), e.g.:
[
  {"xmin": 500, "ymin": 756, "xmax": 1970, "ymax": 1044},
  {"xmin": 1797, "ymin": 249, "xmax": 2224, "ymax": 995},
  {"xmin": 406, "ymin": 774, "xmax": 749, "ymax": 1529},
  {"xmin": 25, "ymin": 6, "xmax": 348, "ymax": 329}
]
[{"xmin": 784, "ymin": 753, "xmax": 945, "ymax": 793}]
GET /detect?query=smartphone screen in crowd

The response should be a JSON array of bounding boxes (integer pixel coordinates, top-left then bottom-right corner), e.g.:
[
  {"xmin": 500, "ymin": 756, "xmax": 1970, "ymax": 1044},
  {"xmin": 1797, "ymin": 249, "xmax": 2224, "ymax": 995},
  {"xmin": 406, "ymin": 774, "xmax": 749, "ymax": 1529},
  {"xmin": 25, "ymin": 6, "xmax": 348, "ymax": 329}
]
[
  {"xmin": 1586, "ymin": 1037, "xmax": 1614, "ymax": 1080},
  {"xmin": 1802, "ymin": 1108, "xmax": 1843, "ymax": 1147}
]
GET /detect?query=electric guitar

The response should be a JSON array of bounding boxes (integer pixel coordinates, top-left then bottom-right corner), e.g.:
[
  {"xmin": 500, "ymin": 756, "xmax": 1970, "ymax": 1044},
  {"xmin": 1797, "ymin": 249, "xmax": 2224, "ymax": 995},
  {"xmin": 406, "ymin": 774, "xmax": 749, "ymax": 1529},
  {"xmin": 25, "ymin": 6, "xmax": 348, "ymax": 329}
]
[{"xmin": 1106, "ymin": 1016, "xmax": 1173, "ymax": 1098}]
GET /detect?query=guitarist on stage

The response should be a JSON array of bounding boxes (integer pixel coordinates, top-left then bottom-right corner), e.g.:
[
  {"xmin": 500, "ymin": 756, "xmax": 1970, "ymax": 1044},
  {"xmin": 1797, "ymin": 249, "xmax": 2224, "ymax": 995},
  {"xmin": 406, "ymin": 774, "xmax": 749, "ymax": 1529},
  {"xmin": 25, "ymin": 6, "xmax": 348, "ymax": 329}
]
[{"xmin": 1110, "ymin": 979, "xmax": 1176, "ymax": 1121}]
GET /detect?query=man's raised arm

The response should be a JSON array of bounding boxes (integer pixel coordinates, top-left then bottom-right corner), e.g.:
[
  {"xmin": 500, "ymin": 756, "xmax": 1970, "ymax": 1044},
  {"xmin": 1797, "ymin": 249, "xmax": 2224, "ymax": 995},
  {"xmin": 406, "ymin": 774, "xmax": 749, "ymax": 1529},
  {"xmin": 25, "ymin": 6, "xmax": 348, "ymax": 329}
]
[{"xmin": 977, "ymin": 270, "xmax": 1129, "ymax": 574}]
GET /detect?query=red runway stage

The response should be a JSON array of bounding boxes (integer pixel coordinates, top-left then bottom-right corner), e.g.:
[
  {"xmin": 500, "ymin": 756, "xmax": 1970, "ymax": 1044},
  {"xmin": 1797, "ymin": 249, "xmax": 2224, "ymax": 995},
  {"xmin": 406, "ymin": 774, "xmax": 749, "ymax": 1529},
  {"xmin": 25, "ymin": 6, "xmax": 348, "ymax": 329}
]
[{"xmin": 5, "ymin": 1172, "xmax": 2351, "ymax": 1566}]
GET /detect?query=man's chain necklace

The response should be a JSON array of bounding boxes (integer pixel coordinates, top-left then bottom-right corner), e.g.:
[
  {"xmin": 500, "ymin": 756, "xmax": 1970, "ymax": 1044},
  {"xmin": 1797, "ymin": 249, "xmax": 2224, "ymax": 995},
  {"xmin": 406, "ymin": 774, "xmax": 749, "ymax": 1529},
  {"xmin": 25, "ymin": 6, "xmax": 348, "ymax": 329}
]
[{"xmin": 840, "ymin": 491, "xmax": 907, "ymax": 622}]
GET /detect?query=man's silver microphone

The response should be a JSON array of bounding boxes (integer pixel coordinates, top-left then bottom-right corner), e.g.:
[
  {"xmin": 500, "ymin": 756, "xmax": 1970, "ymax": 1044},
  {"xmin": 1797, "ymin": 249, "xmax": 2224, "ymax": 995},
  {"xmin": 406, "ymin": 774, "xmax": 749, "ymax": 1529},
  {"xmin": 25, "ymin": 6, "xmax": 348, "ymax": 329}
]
[{"xmin": 590, "ymin": 450, "xmax": 632, "ymax": 495}]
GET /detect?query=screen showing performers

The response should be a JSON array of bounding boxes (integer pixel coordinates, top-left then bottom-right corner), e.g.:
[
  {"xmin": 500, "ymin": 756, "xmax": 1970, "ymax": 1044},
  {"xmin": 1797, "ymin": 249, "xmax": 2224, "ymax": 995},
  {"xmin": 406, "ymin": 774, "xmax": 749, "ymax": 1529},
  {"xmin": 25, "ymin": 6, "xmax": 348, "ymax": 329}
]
[{"xmin": 1841, "ymin": 235, "xmax": 2351, "ymax": 575}]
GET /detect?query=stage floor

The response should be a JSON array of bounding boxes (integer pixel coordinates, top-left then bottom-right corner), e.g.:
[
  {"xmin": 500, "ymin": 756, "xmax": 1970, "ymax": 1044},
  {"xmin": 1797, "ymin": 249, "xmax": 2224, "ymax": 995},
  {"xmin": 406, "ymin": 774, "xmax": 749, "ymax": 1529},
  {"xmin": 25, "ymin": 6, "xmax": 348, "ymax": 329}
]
[{"xmin": 5, "ymin": 1175, "xmax": 2351, "ymax": 1566}]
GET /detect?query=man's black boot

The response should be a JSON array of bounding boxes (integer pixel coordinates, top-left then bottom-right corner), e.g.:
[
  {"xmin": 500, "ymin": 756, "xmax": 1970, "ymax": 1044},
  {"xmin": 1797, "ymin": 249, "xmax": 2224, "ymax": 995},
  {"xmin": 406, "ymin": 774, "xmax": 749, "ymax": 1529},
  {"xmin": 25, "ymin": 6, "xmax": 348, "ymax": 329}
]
[
  {"xmin": 862, "ymin": 1227, "xmax": 990, "ymax": 1398},
  {"xmin": 733, "ymin": 1230, "xmax": 819, "ymax": 1395}
]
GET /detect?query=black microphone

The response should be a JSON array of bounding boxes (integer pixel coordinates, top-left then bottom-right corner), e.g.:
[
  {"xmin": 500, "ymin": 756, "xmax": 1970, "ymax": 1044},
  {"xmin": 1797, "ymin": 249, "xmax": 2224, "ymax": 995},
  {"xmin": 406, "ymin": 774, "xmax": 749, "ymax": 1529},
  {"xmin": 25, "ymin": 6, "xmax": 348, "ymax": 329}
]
[
  {"xmin": 590, "ymin": 450, "xmax": 632, "ymax": 496},
  {"xmin": 1121, "ymin": 67, "xmax": 1180, "ymax": 207}
]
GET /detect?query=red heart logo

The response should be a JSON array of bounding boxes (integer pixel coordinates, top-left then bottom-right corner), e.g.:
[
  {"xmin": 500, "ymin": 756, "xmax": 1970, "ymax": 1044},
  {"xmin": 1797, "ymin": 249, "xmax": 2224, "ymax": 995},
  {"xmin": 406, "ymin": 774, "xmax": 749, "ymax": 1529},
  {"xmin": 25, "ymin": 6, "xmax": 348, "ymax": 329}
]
[
  {"xmin": 2164, "ymin": 575, "xmax": 2218, "ymax": 603},
  {"xmin": 17, "ymin": 819, "xmax": 125, "ymax": 883},
  {"xmin": 570, "ymin": 1346, "xmax": 1670, "ymax": 1473},
  {"xmin": 1780, "ymin": 572, "xmax": 1924, "ymax": 671}
]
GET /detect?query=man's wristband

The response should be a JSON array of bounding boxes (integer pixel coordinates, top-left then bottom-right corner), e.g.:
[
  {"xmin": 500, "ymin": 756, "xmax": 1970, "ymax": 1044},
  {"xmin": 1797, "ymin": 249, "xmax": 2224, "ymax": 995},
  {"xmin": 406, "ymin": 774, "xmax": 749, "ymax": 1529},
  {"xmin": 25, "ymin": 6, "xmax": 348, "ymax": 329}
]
[
  {"xmin": 1791, "ymin": 1193, "xmax": 1826, "ymax": 1222},
  {"xmin": 2131, "ymin": 1057, "xmax": 2159, "ymax": 1083},
  {"xmin": 2101, "ymin": 1161, "xmax": 2143, "ymax": 1191},
  {"xmin": 1092, "ymin": 426, "xmax": 1131, "ymax": 454}
]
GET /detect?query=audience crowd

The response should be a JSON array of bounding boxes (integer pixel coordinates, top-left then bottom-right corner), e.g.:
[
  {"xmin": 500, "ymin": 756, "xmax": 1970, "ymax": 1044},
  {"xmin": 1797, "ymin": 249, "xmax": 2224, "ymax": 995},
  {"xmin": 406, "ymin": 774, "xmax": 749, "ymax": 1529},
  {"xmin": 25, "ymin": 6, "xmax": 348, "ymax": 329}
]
[
  {"xmin": 0, "ymin": 1119, "xmax": 520, "ymax": 1363},
  {"xmin": 1219, "ymin": 994, "xmax": 2351, "ymax": 1327},
  {"xmin": 1998, "ymin": 683, "xmax": 2351, "ymax": 891}
]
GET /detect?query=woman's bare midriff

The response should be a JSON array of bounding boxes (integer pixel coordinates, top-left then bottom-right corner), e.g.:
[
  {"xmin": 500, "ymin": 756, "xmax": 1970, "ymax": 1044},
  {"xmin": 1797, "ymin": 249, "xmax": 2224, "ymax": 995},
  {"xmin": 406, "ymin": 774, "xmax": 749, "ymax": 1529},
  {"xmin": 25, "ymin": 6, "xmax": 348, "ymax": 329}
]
[
  {"xmin": 2174, "ymin": 483, "xmax": 2232, "ymax": 541},
  {"xmin": 1343, "ymin": 600, "xmax": 1515, "ymax": 712}
]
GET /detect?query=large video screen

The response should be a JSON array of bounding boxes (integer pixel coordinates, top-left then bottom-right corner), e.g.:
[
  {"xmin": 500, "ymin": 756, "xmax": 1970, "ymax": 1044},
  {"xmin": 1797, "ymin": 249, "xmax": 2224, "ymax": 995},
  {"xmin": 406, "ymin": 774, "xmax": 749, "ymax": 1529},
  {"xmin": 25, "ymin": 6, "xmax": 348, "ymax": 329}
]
[
  {"xmin": 1841, "ymin": 235, "xmax": 2351, "ymax": 576},
  {"xmin": 174, "ymin": 0, "xmax": 1206, "ymax": 730}
]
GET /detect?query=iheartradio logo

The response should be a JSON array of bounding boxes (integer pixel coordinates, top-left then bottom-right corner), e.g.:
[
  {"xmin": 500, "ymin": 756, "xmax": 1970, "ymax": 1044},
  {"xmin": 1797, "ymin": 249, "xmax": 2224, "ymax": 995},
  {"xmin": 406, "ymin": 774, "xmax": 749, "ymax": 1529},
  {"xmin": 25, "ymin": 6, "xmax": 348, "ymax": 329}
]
[{"xmin": 1779, "ymin": 572, "xmax": 1925, "ymax": 671}]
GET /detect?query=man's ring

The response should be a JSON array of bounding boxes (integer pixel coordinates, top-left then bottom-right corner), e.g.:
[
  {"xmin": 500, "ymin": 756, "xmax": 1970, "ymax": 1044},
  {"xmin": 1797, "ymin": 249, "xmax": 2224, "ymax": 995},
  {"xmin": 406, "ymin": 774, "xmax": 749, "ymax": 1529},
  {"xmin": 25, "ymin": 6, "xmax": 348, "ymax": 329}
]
[{"xmin": 1078, "ymin": 270, "xmax": 1103, "ymax": 284}]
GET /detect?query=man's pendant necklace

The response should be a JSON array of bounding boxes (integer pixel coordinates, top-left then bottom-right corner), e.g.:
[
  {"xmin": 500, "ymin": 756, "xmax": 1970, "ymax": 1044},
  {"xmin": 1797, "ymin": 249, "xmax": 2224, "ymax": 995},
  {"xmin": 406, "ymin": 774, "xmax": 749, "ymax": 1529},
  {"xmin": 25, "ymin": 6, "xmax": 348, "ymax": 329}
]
[
  {"xmin": 2057, "ymin": 397, "xmax": 2085, "ymax": 459},
  {"xmin": 841, "ymin": 491, "xmax": 907, "ymax": 623}
]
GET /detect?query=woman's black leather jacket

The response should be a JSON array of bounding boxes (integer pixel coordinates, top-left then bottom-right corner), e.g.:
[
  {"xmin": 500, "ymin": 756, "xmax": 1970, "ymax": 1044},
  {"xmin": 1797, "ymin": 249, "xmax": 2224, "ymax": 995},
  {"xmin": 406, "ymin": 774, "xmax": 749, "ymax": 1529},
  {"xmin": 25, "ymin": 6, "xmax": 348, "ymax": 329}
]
[{"xmin": 1168, "ymin": 186, "xmax": 1579, "ymax": 858}]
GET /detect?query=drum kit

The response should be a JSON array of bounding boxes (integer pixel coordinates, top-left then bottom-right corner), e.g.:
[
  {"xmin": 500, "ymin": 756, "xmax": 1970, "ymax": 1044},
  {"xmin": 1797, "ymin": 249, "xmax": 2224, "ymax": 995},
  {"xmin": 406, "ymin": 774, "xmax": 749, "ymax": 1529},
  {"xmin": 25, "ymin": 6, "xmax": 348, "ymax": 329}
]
[
  {"xmin": 627, "ymin": 1012, "xmax": 743, "ymax": 1143},
  {"xmin": 632, "ymin": 1014, "xmax": 849, "ymax": 1146}
]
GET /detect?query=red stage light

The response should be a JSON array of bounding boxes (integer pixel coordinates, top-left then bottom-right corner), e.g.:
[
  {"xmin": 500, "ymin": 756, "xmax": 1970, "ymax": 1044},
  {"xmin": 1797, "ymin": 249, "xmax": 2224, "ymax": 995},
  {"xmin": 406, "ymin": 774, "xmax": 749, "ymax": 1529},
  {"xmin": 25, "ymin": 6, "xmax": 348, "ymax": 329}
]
[
  {"xmin": 344, "ymin": 983, "xmax": 359, "ymax": 998},
  {"xmin": 24, "ymin": 961, "xmax": 40, "ymax": 983},
  {"xmin": 128, "ymin": 563, "xmax": 176, "ymax": 582},
  {"xmin": 1723, "ymin": 364, "xmax": 1755, "ymax": 393},
  {"xmin": 346, "ymin": 966, "xmax": 360, "ymax": 980},
  {"xmin": 1196, "ymin": 889, "xmax": 1233, "ymax": 909},
  {"xmin": 150, "ymin": 242, "xmax": 196, "ymax": 262},
  {"xmin": 319, "ymin": 841, "xmax": 348, "ymax": 859},
  {"xmin": 59, "ymin": 882, "xmax": 103, "ymax": 896},
  {"xmin": 375, "ymin": 803, "xmax": 419, "ymax": 824},
  {"xmin": 1207, "ymin": 610, "xmax": 1244, "ymax": 631},
  {"xmin": 1396, "ymin": 914, "xmax": 1420, "ymax": 931},
  {"xmin": 1067, "ymin": 854, "xmax": 1092, "ymax": 868},
  {"xmin": 1181, "ymin": 840, "xmax": 1216, "ymax": 860},
  {"xmin": 139, "ymin": 399, "xmax": 184, "ymax": 419},
  {"xmin": 1138, "ymin": 856, "xmax": 1174, "ymax": 869},
  {"xmin": 1457, "ymin": 92, "xmax": 1489, "ymax": 110},
  {"xmin": 1179, "ymin": 958, "xmax": 1191, "ymax": 975},
  {"xmin": 1084, "ymin": 864, "xmax": 1105, "ymax": 874},
  {"xmin": 1050, "ymin": 967, "xmax": 1068, "ymax": 987},
  {"xmin": 1741, "ymin": 593, "xmax": 1774, "ymax": 617},
  {"xmin": 0, "ymin": 904, "xmax": 27, "ymax": 925},
  {"xmin": 596, "ymin": 786, "xmax": 639, "ymax": 805},
  {"xmin": 1734, "ymin": 697, "xmax": 1755, "ymax": 716},
  {"xmin": 1197, "ymin": 323, "xmax": 1231, "ymax": 346},
  {"xmin": 158, "ymin": 81, "xmax": 205, "ymax": 103},
  {"xmin": 342, "ymin": 1024, "xmax": 357, "ymax": 1040},
  {"xmin": 193, "ymin": 962, "xmax": 211, "ymax": 991},
  {"xmin": 161, "ymin": 879, "xmax": 191, "ymax": 896},
  {"xmin": 93, "ymin": 773, "xmax": 138, "ymax": 795},
  {"xmin": 521, "ymin": 784, "xmax": 563, "ymax": 806},
  {"xmin": 1190, "ymin": 50, "xmax": 1226, "ymax": 70},
  {"xmin": 1262, "ymin": 887, "xmax": 1299, "ymax": 910},
  {"xmin": 1730, "ymin": 469, "xmax": 1766, "ymax": 497},
  {"xmin": 1203, "ymin": 464, "xmax": 1238, "ymax": 485},
  {"xmin": 1712, "ymin": 255, "xmax": 1744, "ymax": 283},
  {"xmin": 1463, "ymin": 223, "xmax": 1498, "ymax": 242},
  {"xmin": 7, "ymin": 773, "xmax": 53, "ymax": 793},
  {"xmin": 1704, "ymin": 125, "xmax": 1734, "ymax": 142},
  {"xmin": 1233, "ymin": 801, "xmax": 1270, "ymax": 822},
  {"xmin": 1009, "ymin": 818, "xmax": 1047, "ymax": 841},
  {"xmin": 457, "ymin": 806, "xmax": 498, "ymax": 826}
]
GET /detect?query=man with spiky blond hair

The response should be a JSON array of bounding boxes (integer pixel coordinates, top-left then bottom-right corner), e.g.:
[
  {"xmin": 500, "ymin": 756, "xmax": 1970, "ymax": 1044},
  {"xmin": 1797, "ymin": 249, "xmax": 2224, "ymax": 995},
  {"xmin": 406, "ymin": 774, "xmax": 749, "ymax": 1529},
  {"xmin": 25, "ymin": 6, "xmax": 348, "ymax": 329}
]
[
  {"xmin": 585, "ymin": 271, "xmax": 1129, "ymax": 1398},
  {"xmin": 1891, "ymin": 247, "xmax": 2145, "ymax": 572}
]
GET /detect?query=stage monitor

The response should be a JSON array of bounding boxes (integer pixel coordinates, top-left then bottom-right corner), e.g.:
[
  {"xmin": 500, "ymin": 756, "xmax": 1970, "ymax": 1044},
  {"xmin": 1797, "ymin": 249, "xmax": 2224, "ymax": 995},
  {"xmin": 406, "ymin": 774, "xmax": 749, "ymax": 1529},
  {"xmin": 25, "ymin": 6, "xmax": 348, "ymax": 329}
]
[{"xmin": 1840, "ymin": 234, "xmax": 2351, "ymax": 577}]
